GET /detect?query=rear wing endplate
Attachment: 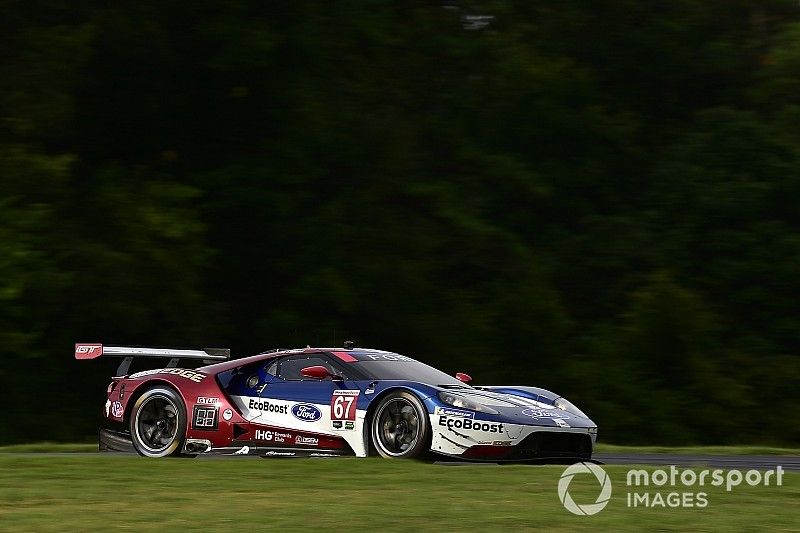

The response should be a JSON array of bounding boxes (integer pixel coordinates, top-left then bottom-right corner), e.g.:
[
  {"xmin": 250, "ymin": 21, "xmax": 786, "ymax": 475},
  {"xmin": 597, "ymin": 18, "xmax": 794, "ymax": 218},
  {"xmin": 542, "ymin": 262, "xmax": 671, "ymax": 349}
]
[{"xmin": 75, "ymin": 343, "xmax": 230, "ymax": 376}]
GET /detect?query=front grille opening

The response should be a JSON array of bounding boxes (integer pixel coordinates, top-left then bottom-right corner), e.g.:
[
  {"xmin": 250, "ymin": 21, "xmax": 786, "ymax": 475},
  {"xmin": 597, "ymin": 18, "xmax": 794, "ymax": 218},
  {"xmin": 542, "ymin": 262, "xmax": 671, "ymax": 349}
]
[{"xmin": 507, "ymin": 432, "xmax": 592, "ymax": 461}]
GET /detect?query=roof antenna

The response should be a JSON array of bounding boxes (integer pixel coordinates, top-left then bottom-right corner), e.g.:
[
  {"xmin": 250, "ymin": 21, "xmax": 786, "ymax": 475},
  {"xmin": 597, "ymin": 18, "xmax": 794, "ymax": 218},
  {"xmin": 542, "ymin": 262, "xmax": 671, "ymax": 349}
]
[{"xmin": 343, "ymin": 340, "xmax": 355, "ymax": 350}]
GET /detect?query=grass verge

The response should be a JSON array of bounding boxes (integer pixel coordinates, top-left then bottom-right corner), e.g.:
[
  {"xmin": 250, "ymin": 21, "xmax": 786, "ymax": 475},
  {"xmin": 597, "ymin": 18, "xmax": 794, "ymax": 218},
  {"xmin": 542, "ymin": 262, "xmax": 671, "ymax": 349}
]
[
  {"xmin": 0, "ymin": 442, "xmax": 96, "ymax": 453},
  {"xmin": 0, "ymin": 456, "xmax": 796, "ymax": 532}
]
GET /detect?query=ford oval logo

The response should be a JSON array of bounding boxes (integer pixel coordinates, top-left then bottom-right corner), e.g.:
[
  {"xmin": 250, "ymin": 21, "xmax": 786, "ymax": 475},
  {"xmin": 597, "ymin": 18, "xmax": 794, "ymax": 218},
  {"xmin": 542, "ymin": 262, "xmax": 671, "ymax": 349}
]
[
  {"xmin": 291, "ymin": 403, "xmax": 322, "ymax": 422},
  {"xmin": 521, "ymin": 408, "xmax": 569, "ymax": 420}
]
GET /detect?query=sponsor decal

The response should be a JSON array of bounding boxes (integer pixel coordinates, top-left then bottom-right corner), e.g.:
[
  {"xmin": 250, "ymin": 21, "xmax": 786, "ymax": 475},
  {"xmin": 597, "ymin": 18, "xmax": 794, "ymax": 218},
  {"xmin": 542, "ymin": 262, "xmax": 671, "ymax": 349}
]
[
  {"xmin": 331, "ymin": 418, "xmax": 356, "ymax": 431},
  {"xmin": 493, "ymin": 440, "xmax": 513, "ymax": 446},
  {"xmin": 296, "ymin": 436, "xmax": 319, "ymax": 446},
  {"xmin": 197, "ymin": 396, "xmax": 220, "ymax": 405},
  {"xmin": 274, "ymin": 431, "xmax": 291, "ymax": 443},
  {"xmin": 361, "ymin": 353, "xmax": 413, "ymax": 361},
  {"xmin": 233, "ymin": 446, "xmax": 249, "ymax": 455},
  {"xmin": 255, "ymin": 429, "xmax": 292, "ymax": 443},
  {"xmin": 438, "ymin": 416, "xmax": 504, "ymax": 433},
  {"xmin": 292, "ymin": 403, "xmax": 322, "ymax": 422},
  {"xmin": 434, "ymin": 406, "xmax": 475, "ymax": 419},
  {"xmin": 222, "ymin": 408, "xmax": 233, "ymax": 421},
  {"xmin": 365, "ymin": 388, "xmax": 375, "ymax": 395},
  {"xmin": 192, "ymin": 406, "xmax": 219, "ymax": 430},
  {"xmin": 309, "ymin": 453, "xmax": 338, "ymax": 457},
  {"xmin": 263, "ymin": 451, "xmax": 295, "ymax": 456},
  {"xmin": 111, "ymin": 401, "xmax": 123, "ymax": 418},
  {"xmin": 248, "ymin": 398, "xmax": 289, "ymax": 414},
  {"xmin": 331, "ymin": 390, "xmax": 359, "ymax": 422},
  {"xmin": 104, "ymin": 399, "xmax": 111, "ymax": 418},
  {"xmin": 554, "ymin": 418, "xmax": 570, "ymax": 428},
  {"xmin": 128, "ymin": 368, "xmax": 207, "ymax": 383},
  {"xmin": 521, "ymin": 408, "xmax": 569, "ymax": 420}
]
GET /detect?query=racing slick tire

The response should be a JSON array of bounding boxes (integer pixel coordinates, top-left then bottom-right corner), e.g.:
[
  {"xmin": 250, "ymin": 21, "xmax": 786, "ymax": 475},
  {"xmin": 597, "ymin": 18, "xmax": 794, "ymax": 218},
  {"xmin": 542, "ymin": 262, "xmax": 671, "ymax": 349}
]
[
  {"xmin": 370, "ymin": 391, "xmax": 431, "ymax": 459},
  {"xmin": 129, "ymin": 386, "xmax": 188, "ymax": 457}
]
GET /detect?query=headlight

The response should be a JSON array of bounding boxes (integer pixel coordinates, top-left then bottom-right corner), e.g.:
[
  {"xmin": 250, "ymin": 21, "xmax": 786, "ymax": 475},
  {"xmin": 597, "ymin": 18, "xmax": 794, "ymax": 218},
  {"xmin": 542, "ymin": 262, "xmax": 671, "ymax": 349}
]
[
  {"xmin": 438, "ymin": 392, "xmax": 499, "ymax": 414},
  {"xmin": 554, "ymin": 397, "xmax": 588, "ymax": 419}
]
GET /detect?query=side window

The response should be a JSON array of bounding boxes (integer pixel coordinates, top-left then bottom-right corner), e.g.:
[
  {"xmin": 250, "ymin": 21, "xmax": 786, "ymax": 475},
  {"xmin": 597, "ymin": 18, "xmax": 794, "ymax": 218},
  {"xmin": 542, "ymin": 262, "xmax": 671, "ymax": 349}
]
[{"xmin": 275, "ymin": 355, "xmax": 340, "ymax": 381}]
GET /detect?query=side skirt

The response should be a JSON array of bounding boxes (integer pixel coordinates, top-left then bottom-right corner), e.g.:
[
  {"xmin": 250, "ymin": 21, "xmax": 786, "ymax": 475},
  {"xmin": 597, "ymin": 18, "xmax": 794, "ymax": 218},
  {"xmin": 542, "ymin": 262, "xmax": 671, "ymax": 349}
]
[
  {"xmin": 99, "ymin": 428, "xmax": 136, "ymax": 453},
  {"xmin": 99, "ymin": 428, "xmax": 355, "ymax": 458},
  {"xmin": 213, "ymin": 443, "xmax": 354, "ymax": 457}
]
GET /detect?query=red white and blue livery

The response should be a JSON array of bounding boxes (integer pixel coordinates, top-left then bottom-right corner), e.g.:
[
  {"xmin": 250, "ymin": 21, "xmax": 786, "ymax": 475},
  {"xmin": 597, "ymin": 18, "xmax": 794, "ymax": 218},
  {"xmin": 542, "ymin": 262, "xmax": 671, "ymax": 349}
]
[{"xmin": 77, "ymin": 343, "xmax": 597, "ymax": 461}]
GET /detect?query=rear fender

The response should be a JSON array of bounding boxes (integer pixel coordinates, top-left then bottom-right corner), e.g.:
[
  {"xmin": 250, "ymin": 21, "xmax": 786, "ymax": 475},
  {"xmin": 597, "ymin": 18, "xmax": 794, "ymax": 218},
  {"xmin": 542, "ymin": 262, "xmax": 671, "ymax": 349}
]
[
  {"xmin": 109, "ymin": 371, "xmax": 244, "ymax": 450},
  {"xmin": 121, "ymin": 378, "xmax": 185, "ymax": 426}
]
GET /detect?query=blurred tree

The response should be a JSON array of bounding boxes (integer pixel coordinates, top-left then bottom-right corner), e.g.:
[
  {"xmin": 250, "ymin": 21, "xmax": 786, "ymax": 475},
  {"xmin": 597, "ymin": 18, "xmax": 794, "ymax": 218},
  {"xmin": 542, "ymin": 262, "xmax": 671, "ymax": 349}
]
[{"xmin": 0, "ymin": 0, "xmax": 798, "ymax": 444}]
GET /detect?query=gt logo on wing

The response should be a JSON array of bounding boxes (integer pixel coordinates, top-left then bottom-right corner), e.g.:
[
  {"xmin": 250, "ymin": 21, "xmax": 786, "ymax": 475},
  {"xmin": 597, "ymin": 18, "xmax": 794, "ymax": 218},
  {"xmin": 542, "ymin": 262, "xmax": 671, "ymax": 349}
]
[{"xmin": 75, "ymin": 344, "xmax": 103, "ymax": 359}]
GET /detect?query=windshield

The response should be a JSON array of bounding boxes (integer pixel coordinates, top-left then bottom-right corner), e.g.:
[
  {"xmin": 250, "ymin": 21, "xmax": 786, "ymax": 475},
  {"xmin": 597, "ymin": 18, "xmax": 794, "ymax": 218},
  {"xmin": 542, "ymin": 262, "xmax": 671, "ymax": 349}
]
[{"xmin": 352, "ymin": 358, "xmax": 469, "ymax": 387}]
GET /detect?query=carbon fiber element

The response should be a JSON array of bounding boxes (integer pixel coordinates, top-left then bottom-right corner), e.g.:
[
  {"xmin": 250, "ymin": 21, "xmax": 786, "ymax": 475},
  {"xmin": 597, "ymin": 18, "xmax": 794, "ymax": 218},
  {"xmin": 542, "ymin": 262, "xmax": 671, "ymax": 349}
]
[
  {"xmin": 99, "ymin": 428, "xmax": 136, "ymax": 453},
  {"xmin": 506, "ymin": 432, "xmax": 592, "ymax": 461}
]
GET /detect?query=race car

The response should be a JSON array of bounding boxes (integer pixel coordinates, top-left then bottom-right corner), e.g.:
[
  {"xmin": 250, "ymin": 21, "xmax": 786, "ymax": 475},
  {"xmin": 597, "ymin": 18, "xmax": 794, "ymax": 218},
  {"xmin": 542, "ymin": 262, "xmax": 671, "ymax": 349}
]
[{"xmin": 76, "ymin": 343, "xmax": 597, "ymax": 461}]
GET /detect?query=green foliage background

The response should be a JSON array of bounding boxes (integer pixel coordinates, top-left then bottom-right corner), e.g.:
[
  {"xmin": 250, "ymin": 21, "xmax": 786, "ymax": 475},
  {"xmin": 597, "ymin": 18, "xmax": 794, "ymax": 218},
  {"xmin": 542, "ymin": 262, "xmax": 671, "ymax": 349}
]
[{"xmin": 1, "ymin": 1, "xmax": 798, "ymax": 444}]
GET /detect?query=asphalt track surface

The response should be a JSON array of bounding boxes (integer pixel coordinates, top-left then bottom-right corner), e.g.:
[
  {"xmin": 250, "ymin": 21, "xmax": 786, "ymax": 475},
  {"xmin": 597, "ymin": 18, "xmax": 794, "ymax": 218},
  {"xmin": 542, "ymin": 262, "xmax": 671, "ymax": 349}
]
[
  {"xmin": 595, "ymin": 453, "xmax": 799, "ymax": 472},
  {"xmin": 9, "ymin": 452, "xmax": 800, "ymax": 470}
]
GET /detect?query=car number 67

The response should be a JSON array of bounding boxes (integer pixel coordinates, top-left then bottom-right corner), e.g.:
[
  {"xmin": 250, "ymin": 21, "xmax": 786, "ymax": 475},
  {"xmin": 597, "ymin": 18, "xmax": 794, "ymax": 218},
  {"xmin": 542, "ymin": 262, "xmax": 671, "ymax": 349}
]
[{"xmin": 331, "ymin": 393, "xmax": 357, "ymax": 421}]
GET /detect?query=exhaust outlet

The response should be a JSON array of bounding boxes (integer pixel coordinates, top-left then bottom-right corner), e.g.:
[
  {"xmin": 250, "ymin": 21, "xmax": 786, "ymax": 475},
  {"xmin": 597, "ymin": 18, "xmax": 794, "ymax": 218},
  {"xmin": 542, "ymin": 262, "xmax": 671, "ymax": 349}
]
[{"xmin": 184, "ymin": 439, "xmax": 212, "ymax": 453}]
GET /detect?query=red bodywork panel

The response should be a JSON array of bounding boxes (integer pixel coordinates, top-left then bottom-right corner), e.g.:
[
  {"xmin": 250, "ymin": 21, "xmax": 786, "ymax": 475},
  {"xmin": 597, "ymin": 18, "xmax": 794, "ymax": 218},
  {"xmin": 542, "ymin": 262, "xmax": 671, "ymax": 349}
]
[{"xmin": 107, "ymin": 370, "xmax": 242, "ymax": 448}]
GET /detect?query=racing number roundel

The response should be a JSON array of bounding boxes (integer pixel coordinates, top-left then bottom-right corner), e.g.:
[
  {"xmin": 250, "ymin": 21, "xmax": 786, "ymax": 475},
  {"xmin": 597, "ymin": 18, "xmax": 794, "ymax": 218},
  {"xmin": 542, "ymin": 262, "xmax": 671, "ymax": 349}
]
[{"xmin": 331, "ymin": 390, "xmax": 359, "ymax": 421}]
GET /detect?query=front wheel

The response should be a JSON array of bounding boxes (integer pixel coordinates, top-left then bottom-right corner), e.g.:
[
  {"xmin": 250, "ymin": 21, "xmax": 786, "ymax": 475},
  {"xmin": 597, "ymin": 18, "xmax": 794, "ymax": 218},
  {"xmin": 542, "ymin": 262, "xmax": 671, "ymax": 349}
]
[
  {"xmin": 371, "ymin": 391, "xmax": 430, "ymax": 459},
  {"xmin": 129, "ymin": 386, "xmax": 187, "ymax": 457}
]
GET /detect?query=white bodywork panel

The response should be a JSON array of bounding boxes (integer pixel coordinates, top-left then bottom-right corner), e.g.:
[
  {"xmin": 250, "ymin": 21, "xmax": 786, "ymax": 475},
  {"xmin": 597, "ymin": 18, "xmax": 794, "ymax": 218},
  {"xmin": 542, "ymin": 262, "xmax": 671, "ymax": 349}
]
[
  {"xmin": 230, "ymin": 394, "xmax": 369, "ymax": 457},
  {"xmin": 429, "ymin": 402, "xmax": 597, "ymax": 456}
]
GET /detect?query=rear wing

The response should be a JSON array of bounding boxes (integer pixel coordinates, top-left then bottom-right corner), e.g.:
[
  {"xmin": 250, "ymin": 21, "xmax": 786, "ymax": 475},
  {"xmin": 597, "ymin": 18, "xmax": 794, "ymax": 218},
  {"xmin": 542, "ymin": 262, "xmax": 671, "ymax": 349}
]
[{"xmin": 75, "ymin": 343, "xmax": 230, "ymax": 376}]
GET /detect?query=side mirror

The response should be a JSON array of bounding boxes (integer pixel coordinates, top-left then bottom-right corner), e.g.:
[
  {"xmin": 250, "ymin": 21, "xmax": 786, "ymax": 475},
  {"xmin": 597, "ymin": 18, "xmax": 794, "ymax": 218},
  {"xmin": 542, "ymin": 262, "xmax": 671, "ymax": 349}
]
[
  {"xmin": 300, "ymin": 365, "xmax": 331, "ymax": 380},
  {"xmin": 455, "ymin": 372, "xmax": 472, "ymax": 383}
]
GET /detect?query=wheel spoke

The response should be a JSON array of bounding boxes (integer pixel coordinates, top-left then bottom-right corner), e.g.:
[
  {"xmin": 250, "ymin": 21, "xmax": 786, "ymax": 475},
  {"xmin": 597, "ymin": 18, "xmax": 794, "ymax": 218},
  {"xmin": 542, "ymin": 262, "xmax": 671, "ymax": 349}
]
[
  {"xmin": 375, "ymin": 397, "xmax": 423, "ymax": 457},
  {"xmin": 136, "ymin": 394, "xmax": 180, "ymax": 454}
]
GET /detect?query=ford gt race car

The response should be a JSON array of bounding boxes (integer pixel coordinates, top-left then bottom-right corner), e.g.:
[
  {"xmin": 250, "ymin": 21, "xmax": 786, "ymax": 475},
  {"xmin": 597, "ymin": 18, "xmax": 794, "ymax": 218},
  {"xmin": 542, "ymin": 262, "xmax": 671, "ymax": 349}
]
[{"xmin": 76, "ymin": 343, "xmax": 597, "ymax": 462}]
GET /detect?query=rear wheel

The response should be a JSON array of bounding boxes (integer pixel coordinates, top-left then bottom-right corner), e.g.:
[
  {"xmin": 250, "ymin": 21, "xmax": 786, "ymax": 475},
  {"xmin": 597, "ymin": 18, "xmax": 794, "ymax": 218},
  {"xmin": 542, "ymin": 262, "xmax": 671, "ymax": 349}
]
[
  {"xmin": 370, "ymin": 391, "xmax": 430, "ymax": 459},
  {"xmin": 129, "ymin": 386, "xmax": 186, "ymax": 457}
]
